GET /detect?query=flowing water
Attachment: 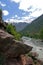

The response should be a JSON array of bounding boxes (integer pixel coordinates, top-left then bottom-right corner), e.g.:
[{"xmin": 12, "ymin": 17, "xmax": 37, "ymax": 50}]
[{"xmin": 21, "ymin": 36, "xmax": 43, "ymax": 61}]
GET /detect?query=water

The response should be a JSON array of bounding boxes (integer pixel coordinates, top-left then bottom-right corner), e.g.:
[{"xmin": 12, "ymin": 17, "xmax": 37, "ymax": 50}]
[{"xmin": 21, "ymin": 36, "xmax": 43, "ymax": 61}]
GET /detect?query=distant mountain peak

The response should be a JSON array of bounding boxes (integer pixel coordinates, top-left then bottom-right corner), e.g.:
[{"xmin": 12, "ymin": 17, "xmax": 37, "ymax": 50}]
[
  {"xmin": 12, "ymin": 22, "xmax": 28, "ymax": 32},
  {"xmin": 21, "ymin": 15, "xmax": 43, "ymax": 33}
]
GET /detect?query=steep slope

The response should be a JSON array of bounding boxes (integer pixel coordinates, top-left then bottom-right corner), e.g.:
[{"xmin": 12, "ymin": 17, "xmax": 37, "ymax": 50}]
[
  {"xmin": 22, "ymin": 15, "xmax": 43, "ymax": 34},
  {"xmin": 12, "ymin": 22, "xmax": 28, "ymax": 32},
  {"xmin": 0, "ymin": 29, "xmax": 32, "ymax": 65}
]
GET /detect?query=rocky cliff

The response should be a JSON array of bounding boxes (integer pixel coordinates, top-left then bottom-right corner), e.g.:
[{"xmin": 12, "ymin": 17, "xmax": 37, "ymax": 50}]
[
  {"xmin": 0, "ymin": 21, "xmax": 42, "ymax": 65},
  {"xmin": 0, "ymin": 29, "xmax": 32, "ymax": 65}
]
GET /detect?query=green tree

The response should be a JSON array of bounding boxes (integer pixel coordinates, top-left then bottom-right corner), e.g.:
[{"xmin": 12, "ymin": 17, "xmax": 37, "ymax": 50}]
[
  {"xmin": 6, "ymin": 24, "xmax": 16, "ymax": 34},
  {"xmin": 39, "ymin": 29, "xmax": 43, "ymax": 40},
  {"xmin": 6, "ymin": 24, "xmax": 21, "ymax": 40},
  {"xmin": 0, "ymin": 9, "xmax": 2, "ymax": 21}
]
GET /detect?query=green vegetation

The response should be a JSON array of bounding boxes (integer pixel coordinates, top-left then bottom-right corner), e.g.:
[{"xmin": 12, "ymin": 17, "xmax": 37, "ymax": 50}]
[
  {"xmin": 21, "ymin": 15, "xmax": 43, "ymax": 34},
  {"xmin": 0, "ymin": 9, "xmax": 2, "ymax": 21},
  {"xmin": 6, "ymin": 24, "xmax": 21, "ymax": 40},
  {"xmin": 39, "ymin": 29, "xmax": 43, "ymax": 40},
  {"xmin": 21, "ymin": 28, "xmax": 43, "ymax": 40},
  {"xmin": 21, "ymin": 15, "xmax": 43, "ymax": 40}
]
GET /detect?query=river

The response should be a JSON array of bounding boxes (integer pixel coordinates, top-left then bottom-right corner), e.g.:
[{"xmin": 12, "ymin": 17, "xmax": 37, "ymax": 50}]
[{"xmin": 21, "ymin": 36, "xmax": 43, "ymax": 61}]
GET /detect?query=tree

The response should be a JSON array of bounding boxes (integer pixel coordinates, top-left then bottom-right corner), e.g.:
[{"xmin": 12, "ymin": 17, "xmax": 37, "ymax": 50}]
[
  {"xmin": 39, "ymin": 29, "xmax": 43, "ymax": 41},
  {"xmin": 6, "ymin": 24, "xmax": 16, "ymax": 34},
  {"xmin": 6, "ymin": 24, "xmax": 21, "ymax": 40},
  {"xmin": 0, "ymin": 9, "xmax": 2, "ymax": 21}
]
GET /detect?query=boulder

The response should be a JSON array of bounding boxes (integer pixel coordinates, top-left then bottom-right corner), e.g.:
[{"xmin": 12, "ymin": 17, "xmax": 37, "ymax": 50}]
[
  {"xmin": 0, "ymin": 29, "xmax": 14, "ymax": 53},
  {"xmin": 20, "ymin": 55, "xmax": 33, "ymax": 65},
  {"xmin": 0, "ymin": 29, "xmax": 32, "ymax": 58},
  {"xmin": 0, "ymin": 29, "xmax": 42, "ymax": 65}
]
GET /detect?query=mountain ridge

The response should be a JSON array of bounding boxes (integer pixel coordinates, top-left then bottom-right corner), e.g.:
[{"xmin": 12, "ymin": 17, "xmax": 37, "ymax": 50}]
[
  {"xmin": 21, "ymin": 14, "xmax": 43, "ymax": 34},
  {"xmin": 12, "ymin": 22, "xmax": 28, "ymax": 32}
]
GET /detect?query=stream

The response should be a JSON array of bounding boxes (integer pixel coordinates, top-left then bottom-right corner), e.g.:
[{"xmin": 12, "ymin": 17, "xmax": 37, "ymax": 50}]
[{"xmin": 21, "ymin": 36, "xmax": 43, "ymax": 61}]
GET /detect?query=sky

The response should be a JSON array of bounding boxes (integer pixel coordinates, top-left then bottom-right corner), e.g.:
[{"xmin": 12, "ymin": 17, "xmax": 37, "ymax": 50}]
[{"xmin": 0, "ymin": 0, "xmax": 43, "ymax": 23}]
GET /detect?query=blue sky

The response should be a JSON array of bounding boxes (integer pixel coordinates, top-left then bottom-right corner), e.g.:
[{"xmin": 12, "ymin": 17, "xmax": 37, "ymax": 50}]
[{"xmin": 0, "ymin": 0, "xmax": 43, "ymax": 23}]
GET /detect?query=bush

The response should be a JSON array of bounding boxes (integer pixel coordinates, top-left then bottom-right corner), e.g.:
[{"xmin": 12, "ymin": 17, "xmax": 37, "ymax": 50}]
[
  {"xmin": 39, "ymin": 29, "xmax": 43, "ymax": 40},
  {"xmin": 6, "ymin": 24, "xmax": 21, "ymax": 40}
]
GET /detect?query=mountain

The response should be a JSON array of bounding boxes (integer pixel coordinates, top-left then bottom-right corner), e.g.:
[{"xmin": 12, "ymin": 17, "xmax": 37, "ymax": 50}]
[
  {"xmin": 21, "ymin": 15, "xmax": 43, "ymax": 34},
  {"xmin": 12, "ymin": 22, "xmax": 28, "ymax": 32}
]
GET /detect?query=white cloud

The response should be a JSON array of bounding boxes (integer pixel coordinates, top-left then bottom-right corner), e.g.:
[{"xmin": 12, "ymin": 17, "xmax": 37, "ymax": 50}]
[
  {"xmin": 11, "ymin": 15, "xmax": 20, "ymax": 20},
  {"xmin": 5, "ymin": 0, "xmax": 43, "ymax": 23},
  {"xmin": 5, "ymin": 18, "xmax": 23, "ymax": 23},
  {"xmin": 0, "ymin": 1, "xmax": 6, "ymax": 7},
  {"xmin": 10, "ymin": 0, "xmax": 43, "ymax": 19},
  {"xmin": 14, "ymin": 15, "xmax": 18, "ymax": 17},
  {"xmin": 19, "ymin": 0, "xmax": 43, "ymax": 19},
  {"xmin": 30, "ymin": 10, "xmax": 43, "ymax": 17},
  {"xmin": 19, "ymin": 0, "xmax": 43, "ymax": 12},
  {"xmin": 3, "ymin": 10, "xmax": 9, "ymax": 16},
  {"xmin": 11, "ymin": 16, "xmax": 15, "ymax": 19},
  {"xmin": 5, "ymin": 15, "xmax": 33, "ymax": 23},
  {"xmin": 10, "ymin": 0, "xmax": 20, "ymax": 3}
]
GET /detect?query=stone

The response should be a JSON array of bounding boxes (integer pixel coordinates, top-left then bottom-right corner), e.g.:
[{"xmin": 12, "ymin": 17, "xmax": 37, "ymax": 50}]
[
  {"xmin": 0, "ymin": 21, "xmax": 7, "ymax": 29},
  {"xmin": 0, "ymin": 29, "xmax": 32, "ymax": 58},
  {"xmin": 30, "ymin": 52, "xmax": 39, "ymax": 57},
  {"xmin": 20, "ymin": 55, "xmax": 33, "ymax": 65}
]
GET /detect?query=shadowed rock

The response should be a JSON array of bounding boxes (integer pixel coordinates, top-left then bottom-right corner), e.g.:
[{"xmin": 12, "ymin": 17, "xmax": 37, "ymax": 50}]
[
  {"xmin": 0, "ymin": 29, "xmax": 32, "ymax": 58},
  {"xmin": 0, "ymin": 21, "xmax": 7, "ymax": 29},
  {"xmin": 0, "ymin": 29, "xmax": 42, "ymax": 65}
]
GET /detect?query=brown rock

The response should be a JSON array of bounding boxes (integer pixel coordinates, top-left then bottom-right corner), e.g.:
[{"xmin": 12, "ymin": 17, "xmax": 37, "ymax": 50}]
[
  {"xmin": 30, "ymin": 52, "xmax": 39, "ymax": 57},
  {"xmin": 0, "ymin": 29, "xmax": 14, "ymax": 53},
  {"xmin": 4, "ymin": 58, "xmax": 21, "ymax": 65},
  {"xmin": 0, "ymin": 29, "xmax": 32, "ymax": 58},
  {"xmin": 0, "ymin": 20, "xmax": 7, "ymax": 29},
  {"xmin": 0, "ymin": 29, "xmax": 33, "ymax": 65},
  {"xmin": 20, "ymin": 55, "xmax": 33, "ymax": 65}
]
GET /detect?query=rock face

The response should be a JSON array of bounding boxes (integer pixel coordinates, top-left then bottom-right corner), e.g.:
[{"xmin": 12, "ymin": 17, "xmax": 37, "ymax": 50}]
[
  {"xmin": 0, "ymin": 29, "xmax": 33, "ymax": 65},
  {"xmin": 0, "ymin": 29, "xmax": 32, "ymax": 57},
  {"xmin": 0, "ymin": 28, "xmax": 42, "ymax": 65},
  {"xmin": 0, "ymin": 21, "xmax": 7, "ymax": 30}
]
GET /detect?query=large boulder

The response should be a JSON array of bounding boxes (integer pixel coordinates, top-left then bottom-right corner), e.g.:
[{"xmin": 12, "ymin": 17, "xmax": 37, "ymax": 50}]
[
  {"xmin": 0, "ymin": 29, "xmax": 14, "ymax": 53},
  {"xmin": 0, "ymin": 29, "xmax": 42, "ymax": 65},
  {"xmin": 0, "ymin": 29, "xmax": 32, "ymax": 58}
]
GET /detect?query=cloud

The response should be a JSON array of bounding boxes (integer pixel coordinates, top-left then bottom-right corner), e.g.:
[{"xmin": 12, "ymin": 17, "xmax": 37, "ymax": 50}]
[
  {"xmin": 19, "ymin": 0, "xmax": 43, "ymax": 18},
  {"xmin": 3, "ymin": 0, "xmax": 43, "ymax": 23},
  {"xmin": 10, "ymin": 0, "xmax": 43, "ymax": 18},
  {"xmin": 5, "ymin": 15, "xmax": 34, "ymax": 23},
  {"xmin": 14, "ymin": 15, "xmax": 18, "ymax": 17},
  {"xmin": 19, "ymin": 0, "xmax": 43, "ymax": 12},
  {"xmin": 10, "ymin": 0, "xmax": 20, "ymax": 3},
  {"xmin": 5, "ymin": 18, "xmax": 23, "ymax": 23},
  {"xmin": 5, "ymin": 18, "xmax": 32, "ymax": 23},
  {"xmin": 0, "ymin": 1, "xmax": 6, "ymax": 7},
  {"xmin": 3, "ymin": 10, "xmax": 9, "ymax": 16},
  {"xmin": 10, "ymin": 0, "xmax": 43, "ymax": 12},
  {"xmin": 30, "ymin": 9, "xmax": 43, "ymax": 17}
]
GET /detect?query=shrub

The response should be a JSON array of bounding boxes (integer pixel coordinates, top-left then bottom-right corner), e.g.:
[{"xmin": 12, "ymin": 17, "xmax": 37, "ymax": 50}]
[{"xmin": 6, "ymin": 24, "xmax": 21, "ymax": 40}]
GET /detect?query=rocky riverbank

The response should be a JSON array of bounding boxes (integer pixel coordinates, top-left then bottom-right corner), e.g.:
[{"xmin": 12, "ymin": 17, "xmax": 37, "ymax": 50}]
[
  {"xmin": 0, "ymin": 29, "xmax": 43, "ymax": 65},
  {"xmin": 0, "ymin": 21, "xmax": 43, "ymax": 65}
]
